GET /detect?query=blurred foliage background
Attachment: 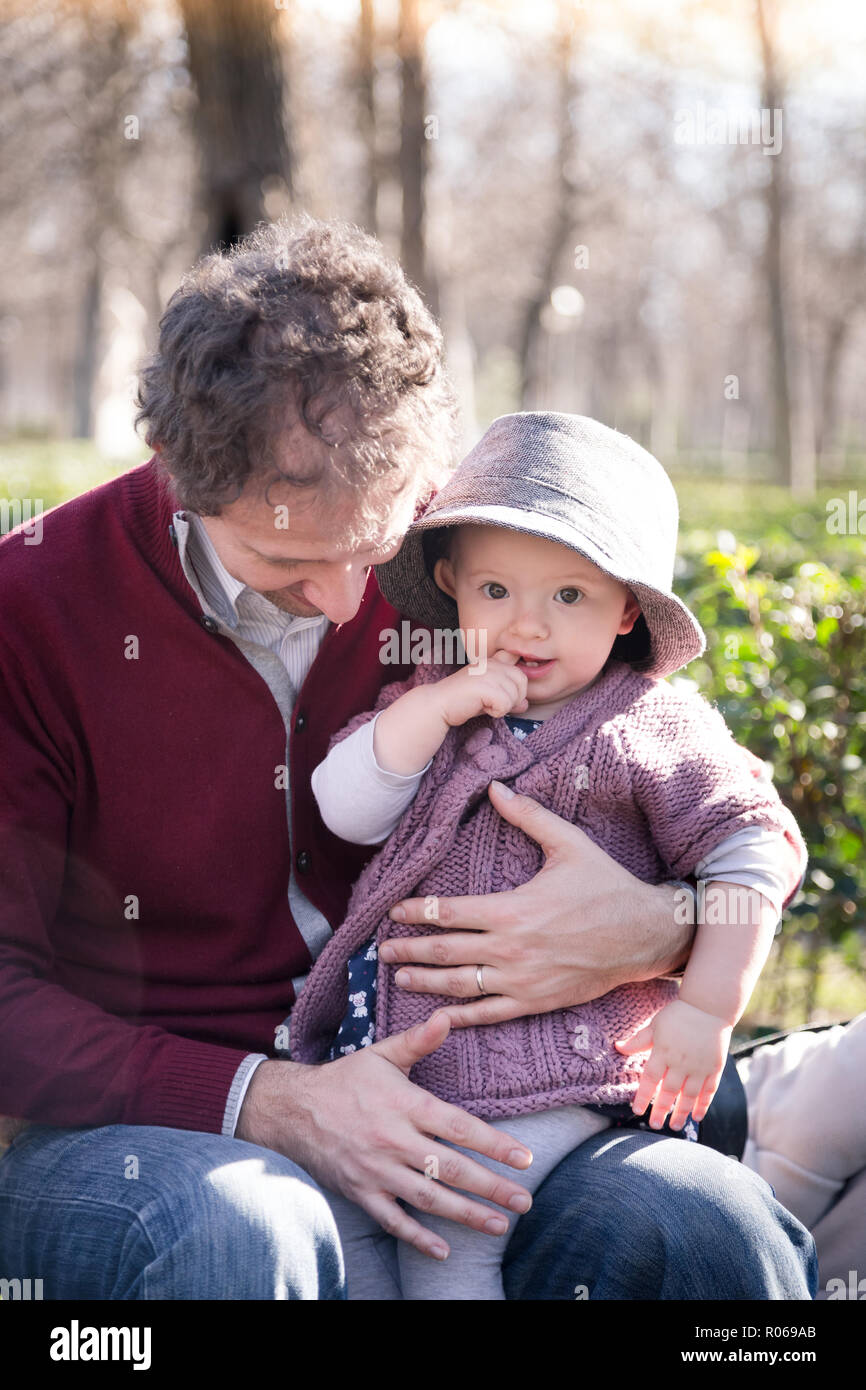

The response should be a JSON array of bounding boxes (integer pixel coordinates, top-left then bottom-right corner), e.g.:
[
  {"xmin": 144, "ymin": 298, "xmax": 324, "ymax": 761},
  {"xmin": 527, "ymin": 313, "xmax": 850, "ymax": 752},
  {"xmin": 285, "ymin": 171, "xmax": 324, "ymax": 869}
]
[
  {"xmin": 1, "ymin": 0, "xmax": 864, "ymax": 1032},
  {"xmin": 674, "ymin": 501, "xmax": 866, "ymax": 1031}
]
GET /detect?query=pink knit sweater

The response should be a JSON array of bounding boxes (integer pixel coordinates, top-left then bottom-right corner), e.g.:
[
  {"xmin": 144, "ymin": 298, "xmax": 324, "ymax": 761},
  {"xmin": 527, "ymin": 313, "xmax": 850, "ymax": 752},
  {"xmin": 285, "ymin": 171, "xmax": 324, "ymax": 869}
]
[{"xmin": 289, "ymin": 658, "xmax": 806, "ymax": 1118}]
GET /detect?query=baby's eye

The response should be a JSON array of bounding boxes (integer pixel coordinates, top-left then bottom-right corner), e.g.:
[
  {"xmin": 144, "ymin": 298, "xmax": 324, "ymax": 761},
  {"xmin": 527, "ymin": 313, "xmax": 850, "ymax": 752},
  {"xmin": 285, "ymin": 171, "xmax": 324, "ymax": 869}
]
[
  {"xmin": 556, "ymin": 587, "xmax": 583, "ymax": 605},
  {"xmin": 481, "ymin": 582, "xmax": 508, "ymax": 599}
]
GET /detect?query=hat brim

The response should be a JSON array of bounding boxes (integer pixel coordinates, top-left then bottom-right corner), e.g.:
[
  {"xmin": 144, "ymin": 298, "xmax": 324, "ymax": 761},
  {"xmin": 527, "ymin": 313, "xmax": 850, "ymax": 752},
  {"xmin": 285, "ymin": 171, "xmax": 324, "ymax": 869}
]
[{"xmin": 374, "ymin": 507, "xmax": 705, "ymax": 680}]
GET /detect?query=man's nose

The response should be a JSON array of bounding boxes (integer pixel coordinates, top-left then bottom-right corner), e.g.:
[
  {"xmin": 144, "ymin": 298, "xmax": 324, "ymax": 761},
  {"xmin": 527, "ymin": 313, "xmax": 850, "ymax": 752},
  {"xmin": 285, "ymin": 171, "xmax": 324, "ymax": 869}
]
[{"xmin": 302, "ymin": 563, "xmax": 370, "ymax": 624}]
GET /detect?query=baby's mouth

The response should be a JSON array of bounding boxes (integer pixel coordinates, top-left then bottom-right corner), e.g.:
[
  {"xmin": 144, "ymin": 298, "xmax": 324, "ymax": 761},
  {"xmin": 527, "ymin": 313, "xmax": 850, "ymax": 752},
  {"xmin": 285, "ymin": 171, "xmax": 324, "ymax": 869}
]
[{"xmin": 516, "ymin": 657, "xmax": 556, "ymax": 677}]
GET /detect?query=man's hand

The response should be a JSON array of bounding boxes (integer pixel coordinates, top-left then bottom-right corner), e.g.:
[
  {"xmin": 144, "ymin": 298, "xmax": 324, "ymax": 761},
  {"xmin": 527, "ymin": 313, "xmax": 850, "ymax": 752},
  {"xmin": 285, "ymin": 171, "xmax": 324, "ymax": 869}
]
[
  {"xmin": 615, "ymin": 999, "xmax": 732, "ymax": 1131},
  {"xmin": 378, "ymin": 780, "xmax": 695, "ymax": 1027},
  {"xmin": 236, "ymin": 1010, "xmax": 533, "ymax": 1261}
]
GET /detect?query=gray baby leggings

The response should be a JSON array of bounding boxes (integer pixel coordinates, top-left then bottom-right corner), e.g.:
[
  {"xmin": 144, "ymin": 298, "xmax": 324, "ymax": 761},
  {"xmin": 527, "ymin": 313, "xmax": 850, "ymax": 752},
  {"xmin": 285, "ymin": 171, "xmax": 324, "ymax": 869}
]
[{"xmin": 325, "ymin": 1102, "xmax": 612, "ymax": 1300}]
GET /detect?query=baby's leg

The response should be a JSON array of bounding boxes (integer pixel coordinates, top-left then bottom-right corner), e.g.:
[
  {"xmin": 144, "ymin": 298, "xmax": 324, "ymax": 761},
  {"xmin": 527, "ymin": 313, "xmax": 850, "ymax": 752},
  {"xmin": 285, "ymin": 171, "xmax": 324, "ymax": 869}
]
[
  {"xmin": 397, "ymin": 1104, "xmax": 612, "ymax": 1301},
  {"xmin": 324, "ymin": 1190, "xmax": 403, "ymax": 1300}
]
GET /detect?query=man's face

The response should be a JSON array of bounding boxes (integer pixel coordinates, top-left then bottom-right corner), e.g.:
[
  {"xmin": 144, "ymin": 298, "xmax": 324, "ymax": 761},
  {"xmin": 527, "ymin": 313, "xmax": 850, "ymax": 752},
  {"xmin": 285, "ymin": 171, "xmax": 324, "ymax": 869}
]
[{"xmin": 199, "ymin": 475, "xmax": 419, "ymax": 626}]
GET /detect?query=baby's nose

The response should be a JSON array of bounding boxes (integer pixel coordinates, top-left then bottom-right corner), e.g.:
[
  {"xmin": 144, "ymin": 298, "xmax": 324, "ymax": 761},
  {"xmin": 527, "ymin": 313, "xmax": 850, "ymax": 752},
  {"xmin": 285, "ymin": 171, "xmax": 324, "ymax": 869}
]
[{"xmin": 509, "ymin": 609, "xmax": 548, "ymax": 637}]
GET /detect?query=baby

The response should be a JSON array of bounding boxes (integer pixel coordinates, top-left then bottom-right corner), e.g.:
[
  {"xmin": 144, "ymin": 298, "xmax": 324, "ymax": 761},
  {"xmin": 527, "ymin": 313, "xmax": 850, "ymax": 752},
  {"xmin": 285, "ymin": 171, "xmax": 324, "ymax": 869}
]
[{"xmin": 288, "ymin": 411, "xmax": 806, "ymax": 1300}]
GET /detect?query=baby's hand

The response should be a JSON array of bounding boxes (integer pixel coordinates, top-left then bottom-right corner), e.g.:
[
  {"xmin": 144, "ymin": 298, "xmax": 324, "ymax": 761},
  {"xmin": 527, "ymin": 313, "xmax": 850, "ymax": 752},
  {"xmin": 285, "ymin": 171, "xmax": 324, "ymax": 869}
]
[
  {"xmin": 436, "ymin": 648, "xmax": 530, "ymax": 727},
  {"xmin": 613, "ymin": 1000, "xmax": 732, "ymax": 1133}
]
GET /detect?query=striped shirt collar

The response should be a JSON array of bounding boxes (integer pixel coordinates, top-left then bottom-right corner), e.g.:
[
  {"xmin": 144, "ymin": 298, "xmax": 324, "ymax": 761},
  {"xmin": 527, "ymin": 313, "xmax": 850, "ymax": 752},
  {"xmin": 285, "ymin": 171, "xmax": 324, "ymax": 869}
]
[
  {"xmin": 184, "ymin": 511, "xmax": 247, "ymax": 624},
  {"xmin": 173, "ymin": 509, "xmax": 329, "ymax": 641}
]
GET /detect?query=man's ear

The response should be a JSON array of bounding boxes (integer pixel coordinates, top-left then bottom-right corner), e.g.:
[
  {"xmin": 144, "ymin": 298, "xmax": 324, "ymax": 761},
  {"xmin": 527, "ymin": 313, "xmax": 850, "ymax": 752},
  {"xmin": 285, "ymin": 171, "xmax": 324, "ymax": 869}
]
[
  {"xmin": 433, "ymin": 555, "xmax": 457, "ymax": 599},
  {"xmin": 618, "ymin": 592, "xmax": 642, "ymax": 635}
]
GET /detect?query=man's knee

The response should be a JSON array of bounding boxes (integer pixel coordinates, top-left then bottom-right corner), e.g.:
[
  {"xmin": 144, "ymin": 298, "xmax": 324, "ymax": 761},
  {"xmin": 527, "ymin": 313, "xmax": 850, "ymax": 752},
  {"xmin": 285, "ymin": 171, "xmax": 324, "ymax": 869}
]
[
  {"xmin": 624, "ymin": 1139, "xmax": 818, "ymax": 1299},
  {"xmin": 0, "ymin": 1124, "xmax": 345, "ymax": 1300},
  {"xmin": 504, "ymin": 1131, "xmax": 817, "ymax": 1300},
  {"xmin": 124, "ymin": 1130, "xmax": 346, "ymax": 1299}
]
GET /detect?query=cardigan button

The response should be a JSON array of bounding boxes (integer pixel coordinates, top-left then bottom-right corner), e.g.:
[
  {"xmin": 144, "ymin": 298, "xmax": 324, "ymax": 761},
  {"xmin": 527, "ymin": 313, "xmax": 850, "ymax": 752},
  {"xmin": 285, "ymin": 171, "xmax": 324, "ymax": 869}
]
[
  {"xmin": 473, "ymin": 745, "xmax": 508, "ymax": 772},
  {"xmin": 200, "ymin": 615, "xmax": 219, "ymax": 634},
  {"xmin": 296, "ymin": 849, "xmax": 311, "ymax": 874},
  {"xmin": 295, "ymin": 712, "xmax": 306, "ymax": 732}
]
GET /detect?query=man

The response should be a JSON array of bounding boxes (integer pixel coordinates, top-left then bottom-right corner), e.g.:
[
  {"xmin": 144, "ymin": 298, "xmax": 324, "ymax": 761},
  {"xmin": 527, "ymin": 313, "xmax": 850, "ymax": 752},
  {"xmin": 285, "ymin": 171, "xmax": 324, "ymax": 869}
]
[{"xmin": 0, "ymin": 215, "xmax": 816, "ymax": 1298}]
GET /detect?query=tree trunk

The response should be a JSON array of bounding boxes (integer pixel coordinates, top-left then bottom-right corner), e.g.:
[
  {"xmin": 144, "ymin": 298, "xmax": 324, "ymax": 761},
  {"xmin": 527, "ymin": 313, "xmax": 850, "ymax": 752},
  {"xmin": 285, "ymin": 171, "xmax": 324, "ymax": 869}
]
[
  {"xmin": 72, "ymin": 255, "xmax": 101, "ymax": 439},
  {"xmin": 66, "ymin": 0, "xmax": 136, "ymax": 439},
  {"xmin": 358, "ymin": 0, "xmax": 378, "ymax": 234},
  {"xmin": 397, "ymin": 0, "xmax": 437, "ymax": 313},
  {"xmin": 179, "ymin": 0, "xmax": 292, "ymax": 252},
  {"xmin": 755, "ymin": 0, "xmax": 814, "ymax": 495},
  {"xmin": 518, "ymin": 5, "xmax": 582, "ymax": 407},
  {"xmin": 817, "ymin": 316, "xmax": 847, "ymax": 464}
]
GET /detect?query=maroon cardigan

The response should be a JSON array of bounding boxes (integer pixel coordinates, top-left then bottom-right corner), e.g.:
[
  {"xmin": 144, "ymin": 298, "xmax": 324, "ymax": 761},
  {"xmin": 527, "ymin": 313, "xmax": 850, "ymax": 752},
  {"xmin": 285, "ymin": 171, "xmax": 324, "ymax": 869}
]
[{"xmin": 0, "ymin": 459, "xmax": 414, "ymax": 1133}]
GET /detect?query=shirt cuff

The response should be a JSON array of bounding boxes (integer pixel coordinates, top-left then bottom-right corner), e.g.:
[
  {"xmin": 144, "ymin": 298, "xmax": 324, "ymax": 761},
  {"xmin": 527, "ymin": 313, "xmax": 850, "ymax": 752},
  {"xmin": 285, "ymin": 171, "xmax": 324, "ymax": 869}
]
[
  {"xmin": 695, "ymin": 827, "xmax": 791, "ymax": 920},
  {"xmin": 222, "ymin": 1053, "xmax": 269, "ymax": 1139},
  {"xmin": 366, "ymin": 712, "xmax": 434, "ymax": 785}
]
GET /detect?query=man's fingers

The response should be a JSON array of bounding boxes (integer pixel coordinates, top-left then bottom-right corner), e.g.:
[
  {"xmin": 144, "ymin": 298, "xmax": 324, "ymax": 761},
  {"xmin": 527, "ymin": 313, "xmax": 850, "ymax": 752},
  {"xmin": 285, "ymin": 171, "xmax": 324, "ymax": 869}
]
[
  {"xmin": 391, "ymin": 964, "xmax": 505, "ymax": 999},
  {"xmin": 387, "ymin": 893, "xmax": 496, "ymax": 931},
  {"xmin": 363, "ymin": 1127, "xmax": 537, "ymax": 1258},
  {"xmin": 440, "ymin": 996, "xmax": 525, "ymax": 1028},
  {"xmin": 372, "ymin": 1010, "xmax": 451, "ymax": 1075},
  {"xmin": 487, "ymin": 779, "xmax": 588, "ymax": 856},
  {"xmin": 379, "ymin": 931, "xmax": 491, "ymax": 967},
  {"xmin": 414, "ymin": 1097, "xmax": 533, "ymax": 1174},
  {"xmin": 363, "ymin": 1192, "xmax": 450, "ymax": 1261},
  {"xmin": 401, "ymin": 1154, "xmax": 527, "ymax": 1229}
]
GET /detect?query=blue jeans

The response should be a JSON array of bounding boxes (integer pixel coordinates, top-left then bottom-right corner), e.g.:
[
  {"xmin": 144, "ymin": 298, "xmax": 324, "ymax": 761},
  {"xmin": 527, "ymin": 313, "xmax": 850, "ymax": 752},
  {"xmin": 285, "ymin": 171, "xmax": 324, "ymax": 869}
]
[
  {"xmin": 0, "ymin": 1124, "xmax": 345, "ymax": 1300},
  {"xmin": 503, "ymin": 1129, "xmax": 818, "ymax": 1299},
  {"xmin": 0, "ymin": 1122, "xmax": 816, "ymax": 1300}
]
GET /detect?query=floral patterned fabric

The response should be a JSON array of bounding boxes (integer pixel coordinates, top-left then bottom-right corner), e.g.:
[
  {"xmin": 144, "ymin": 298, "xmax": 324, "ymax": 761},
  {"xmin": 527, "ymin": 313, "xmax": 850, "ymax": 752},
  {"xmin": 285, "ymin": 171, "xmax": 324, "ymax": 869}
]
[{"xmin": 328, "ymin": 717, "xmax": 543, "ymax": 1060}]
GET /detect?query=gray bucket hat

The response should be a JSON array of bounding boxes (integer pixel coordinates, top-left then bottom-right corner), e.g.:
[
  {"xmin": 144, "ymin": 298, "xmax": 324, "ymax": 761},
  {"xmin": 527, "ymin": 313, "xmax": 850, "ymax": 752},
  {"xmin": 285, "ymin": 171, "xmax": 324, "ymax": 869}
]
[{"xmin": 374, "ymin": 411, "xmax": 705, "ymax": 679}]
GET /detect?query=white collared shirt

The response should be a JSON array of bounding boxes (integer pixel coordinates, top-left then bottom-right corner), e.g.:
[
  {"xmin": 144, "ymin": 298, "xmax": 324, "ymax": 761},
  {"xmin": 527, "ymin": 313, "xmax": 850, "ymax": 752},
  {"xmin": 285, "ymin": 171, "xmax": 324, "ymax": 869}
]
[
  {"xmin": 174, "ymin": 509, "xmax": 333, "ymax": 1137},
  {"xmin": 186, "ymin": 510, "xmax": 330, "ymax": 680}
]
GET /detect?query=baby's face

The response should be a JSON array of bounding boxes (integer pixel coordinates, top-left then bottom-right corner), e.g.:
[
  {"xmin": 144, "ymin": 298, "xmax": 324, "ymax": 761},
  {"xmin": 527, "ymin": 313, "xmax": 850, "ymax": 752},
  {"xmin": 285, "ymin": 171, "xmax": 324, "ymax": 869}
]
[{"xmin": 433, "ymin": 524, "xmax": 641, "ymax": 719}]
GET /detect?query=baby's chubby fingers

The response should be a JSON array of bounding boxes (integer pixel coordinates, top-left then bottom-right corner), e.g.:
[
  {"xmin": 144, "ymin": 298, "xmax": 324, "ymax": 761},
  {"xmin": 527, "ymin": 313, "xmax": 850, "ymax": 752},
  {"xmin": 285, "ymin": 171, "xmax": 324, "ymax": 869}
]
[
  {"xmin": 482, "ymin": 671, "xmax": 530, "ymax": 715},
  {"xmin": 647, "ymin": 1069, "xmax": 688, "ymax": 1129},
  {"xmin": 442, "ymin": 649, "xmax": 529, "ymax": 722},
  {"xmin": 484, "ymin": 648, "xmax": 523, "ymax": 671},
  {"xmin": 668, "ymin": 1081, "xmax": 701, "ymax": 1132},
  {"xmin": 615, "ymin": 1024, "xmax": 657, "ymax": 1118},
  {"xmin": 691, "ymin": 1071, "xmax": 724, "ymax": 1124},
  {"xmin": 630, "ymin": 1059, "xmax": 665, "ymax": 1119},
  {"xmin": 614, "ymin": 1024, "xmax": 654, "ymax": 1059},
  {"xmin": 481, "ymin": 687, "xmax": 530, "ymax": 719},
  {"xmin": 478, "ymin": 648, "xmax": 529, "ymax": 707}
]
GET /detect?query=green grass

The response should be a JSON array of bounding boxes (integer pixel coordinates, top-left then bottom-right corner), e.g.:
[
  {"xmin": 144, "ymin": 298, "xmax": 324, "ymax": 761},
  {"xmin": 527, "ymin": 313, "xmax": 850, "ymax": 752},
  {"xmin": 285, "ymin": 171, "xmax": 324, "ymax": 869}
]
[
  {"xmin": 0, "ymin": 439, "xmax": 147, "ymax": 513},
  {"xmin": 672, "ymin": 474, "xmax": 866, "ymax": 563}
]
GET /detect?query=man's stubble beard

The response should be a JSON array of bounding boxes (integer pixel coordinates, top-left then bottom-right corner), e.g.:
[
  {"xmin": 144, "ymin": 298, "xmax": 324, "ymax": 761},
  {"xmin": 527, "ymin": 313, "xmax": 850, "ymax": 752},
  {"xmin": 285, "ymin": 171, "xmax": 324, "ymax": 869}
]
[{"xmin": 260, "ymin": 588, "xmax": 323, "ymax": 616}]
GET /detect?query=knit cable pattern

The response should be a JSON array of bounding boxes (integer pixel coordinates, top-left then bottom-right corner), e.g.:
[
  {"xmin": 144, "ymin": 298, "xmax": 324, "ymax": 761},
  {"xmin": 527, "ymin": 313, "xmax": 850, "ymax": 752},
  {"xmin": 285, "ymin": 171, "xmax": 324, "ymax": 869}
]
[{"xmin": 289, "ymin": 659, "xmax": 805, "ymax": 1118}]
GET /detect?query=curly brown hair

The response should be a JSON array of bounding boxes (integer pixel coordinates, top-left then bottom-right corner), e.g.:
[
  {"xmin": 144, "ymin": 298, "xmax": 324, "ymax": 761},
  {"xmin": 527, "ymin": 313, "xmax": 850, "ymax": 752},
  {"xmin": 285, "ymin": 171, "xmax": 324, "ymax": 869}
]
[{"xmin": 135, "ymin": 214, "xmax": 460, "ymax": 537}]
